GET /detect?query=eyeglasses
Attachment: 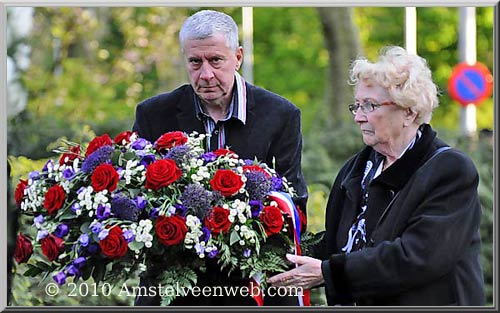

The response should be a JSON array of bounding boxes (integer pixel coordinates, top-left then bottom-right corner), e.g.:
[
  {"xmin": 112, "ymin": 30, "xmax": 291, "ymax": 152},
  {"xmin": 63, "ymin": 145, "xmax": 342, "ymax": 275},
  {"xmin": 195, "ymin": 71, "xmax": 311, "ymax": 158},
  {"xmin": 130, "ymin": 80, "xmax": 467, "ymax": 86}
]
[{"xmin": 348, "ymin": 100, "xmax": 395, "ymax": 115}]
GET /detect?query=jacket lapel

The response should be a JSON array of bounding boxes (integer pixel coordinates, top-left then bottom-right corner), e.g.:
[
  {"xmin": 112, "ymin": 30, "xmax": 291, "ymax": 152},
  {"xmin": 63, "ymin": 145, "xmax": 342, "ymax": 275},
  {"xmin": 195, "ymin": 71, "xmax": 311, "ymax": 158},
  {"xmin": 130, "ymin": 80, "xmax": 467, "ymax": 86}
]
[{"xmin": 176, "ymin": 87, "xmax": 206, "ymax": 135}]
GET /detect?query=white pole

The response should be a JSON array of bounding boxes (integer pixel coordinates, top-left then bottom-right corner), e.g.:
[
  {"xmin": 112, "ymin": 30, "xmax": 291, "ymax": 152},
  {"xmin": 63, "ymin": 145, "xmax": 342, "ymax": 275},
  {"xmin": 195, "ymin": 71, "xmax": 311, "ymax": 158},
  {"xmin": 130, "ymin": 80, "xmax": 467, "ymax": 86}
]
[
  {"xmin": 405, "ymin": 7, "xmax": 417, "ymax": 54},
  {"xmin": 242, "ymin": 7, "xmax": 254, "ymax": 84},
  {"xmin": 458, "ymin": 7, "xmax": 477, "ymax": 138}
]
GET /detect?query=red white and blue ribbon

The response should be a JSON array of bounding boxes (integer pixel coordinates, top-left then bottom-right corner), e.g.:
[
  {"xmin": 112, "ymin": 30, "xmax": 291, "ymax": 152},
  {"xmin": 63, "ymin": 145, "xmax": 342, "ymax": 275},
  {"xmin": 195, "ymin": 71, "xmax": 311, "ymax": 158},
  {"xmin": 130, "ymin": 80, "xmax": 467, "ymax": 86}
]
[
  {"xmin": 249, "ymin": 191, "xmax": 310, "ymax": 306},
  {"xmin": 268, "ymin": 191, "xmax": 302, "ymax": 256}
]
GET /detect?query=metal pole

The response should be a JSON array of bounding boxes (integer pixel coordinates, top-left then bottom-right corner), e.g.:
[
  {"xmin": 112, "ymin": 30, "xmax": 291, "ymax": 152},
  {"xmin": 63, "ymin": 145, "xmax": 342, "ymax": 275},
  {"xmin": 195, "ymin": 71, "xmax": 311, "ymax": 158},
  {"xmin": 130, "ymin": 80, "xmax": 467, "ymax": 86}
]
[
  {"xmin": 242, "ymin": 7, "xmax": 254, "ymax": 84},
  {"xmin": 405, "ymin": 7, "xmax": 417, "ymax": 54},
  {"xmin": 458, "ymin": 7, "xmax": 477, "ymax": 138}
]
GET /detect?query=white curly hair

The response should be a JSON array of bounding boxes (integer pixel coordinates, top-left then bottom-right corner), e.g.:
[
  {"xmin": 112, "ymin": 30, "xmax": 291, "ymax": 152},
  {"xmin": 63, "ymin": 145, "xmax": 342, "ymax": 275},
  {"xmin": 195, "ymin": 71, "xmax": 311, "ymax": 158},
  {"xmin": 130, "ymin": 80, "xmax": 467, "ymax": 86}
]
[{"xmin": 349, "ymin": 46, "xmax": 439, "ymax": 125}]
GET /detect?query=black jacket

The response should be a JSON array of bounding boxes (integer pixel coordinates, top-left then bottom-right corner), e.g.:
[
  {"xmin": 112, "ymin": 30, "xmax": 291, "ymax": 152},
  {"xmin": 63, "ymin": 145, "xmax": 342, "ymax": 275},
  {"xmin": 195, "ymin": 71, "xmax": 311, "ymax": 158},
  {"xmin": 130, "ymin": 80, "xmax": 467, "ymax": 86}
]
[
  {"xmin": 312, "ymin": 124, "xmax": 485, "ymax": 306},
  {"xmin": 133, "ymin": 83, "xmax": 308, "ymax": 214}
]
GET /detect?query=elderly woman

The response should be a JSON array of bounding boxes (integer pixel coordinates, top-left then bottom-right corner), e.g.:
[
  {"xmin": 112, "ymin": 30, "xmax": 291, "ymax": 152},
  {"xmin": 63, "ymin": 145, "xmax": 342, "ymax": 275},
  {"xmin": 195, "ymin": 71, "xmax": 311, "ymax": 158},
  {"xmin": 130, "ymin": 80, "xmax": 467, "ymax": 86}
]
[{"xmin": 268, "ymin": 46, "xmax": 485, "ymax": 306}]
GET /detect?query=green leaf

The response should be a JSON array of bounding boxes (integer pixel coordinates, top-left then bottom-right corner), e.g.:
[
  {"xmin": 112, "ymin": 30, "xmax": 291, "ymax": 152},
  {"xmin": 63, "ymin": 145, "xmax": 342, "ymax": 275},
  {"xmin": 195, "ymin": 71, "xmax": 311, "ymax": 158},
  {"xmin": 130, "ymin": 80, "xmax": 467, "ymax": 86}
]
[
  {"xmin": 58, "ymin": 211, "xmax": 77, "ymax": 220},
  {"xmin": 23, "ymin": 265, "xmax": 45, "ymax": 277},
  {"xmin": 128, "ymin": 240, "xmax": 144, "ymax": 251},
  {"xmin": 229, "ymin": 230, "xmax": 241, "ymax": 246}
]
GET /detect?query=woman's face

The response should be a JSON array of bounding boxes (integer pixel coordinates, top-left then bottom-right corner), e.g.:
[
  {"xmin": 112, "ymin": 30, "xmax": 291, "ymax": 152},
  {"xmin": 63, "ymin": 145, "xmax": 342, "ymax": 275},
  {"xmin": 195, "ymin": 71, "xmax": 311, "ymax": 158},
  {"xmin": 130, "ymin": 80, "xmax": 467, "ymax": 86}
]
[{"xmin": 353, "ymin": 81, "xmax": 408, "ymax": 154}]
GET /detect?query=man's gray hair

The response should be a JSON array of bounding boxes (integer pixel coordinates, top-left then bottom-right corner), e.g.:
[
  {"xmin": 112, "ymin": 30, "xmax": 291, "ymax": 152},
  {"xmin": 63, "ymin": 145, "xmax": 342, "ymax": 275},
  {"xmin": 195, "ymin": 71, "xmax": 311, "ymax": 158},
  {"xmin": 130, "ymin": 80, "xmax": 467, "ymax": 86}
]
[{"xmin": 179, "ymin": 10, "xmax": 239, "ymax": 52}]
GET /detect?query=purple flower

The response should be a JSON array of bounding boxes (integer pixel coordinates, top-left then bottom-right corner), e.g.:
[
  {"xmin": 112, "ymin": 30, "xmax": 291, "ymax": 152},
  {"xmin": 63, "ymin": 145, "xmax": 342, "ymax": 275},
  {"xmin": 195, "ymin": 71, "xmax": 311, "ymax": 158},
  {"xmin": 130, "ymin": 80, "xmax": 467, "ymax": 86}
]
[
  {"xmin": 201, "ymin": 152, "xmax": 217, "ymax": 163},
  {"xmin": 53, "ymin": 271, "xmax": 66, "ymax": 285},
  {"xmin": 96, "ymin": 204, "xmax": 111, "ymax": 221},
  {"xmin": 66, "ymin": 265, "xmax": 79, "ymax": 276},
  {"xmin": 249, "ymin": 200, "xmax": 264, "ymax": 218},
  {"xmin": 90, "ymin": 222, "xmax": 102, "ymax": 234},
  {"xmin": 150, "ymin": 207, "xmax": 159, "ymax": 218},
  {"xmin": 34, "ymin": 215, "xmax": 44, "ymax": 227},
  {"xmin": 77, "ymin": 187, "xmax": 86, "ymax": 195},
  {"xmin": 195, "ymin": 243, "xmax": 204, "ymax": 255},
  {"xmin": 208, "ymin": 248, "xmax": 218, "ymax": 259},
  {"xmin": 174, "ymin": 204, "xmax": 187, "ymax": 217},
  {"xmin": 79, "ymin": 234, "xmax": 90, "ymax": 247},
  {"xmin": 111, "ymin": 193, "xmax": 141, "ymax": 222},
  {"xmin": 98, "ymin": 229, "xmax": 109, "ymax": 240},
  {"xmin": 180, "ymin": 184, "xmax": 214, "ymax": 219},
  {"xmin": 140, "ymin": 154, "xmax": 156, "ymax": 166},
  {"xmin": 29, "ymin": 171, "xmax": 40, "ymax": 180},
  {"xmin": 245, "ymin": 171, "xmax": 271, "ymax": 201},
  {"xmin": 271, "ymin": 177, "xmax": 284, "ymax": 191},
  {"xmin": 43, "ymin": 160, "xmax": 54, "ymax": 173},
  {"xmin": 243, "ymin": 159, "xmax": 254, "ymax": 166},
  {"xmin": 54, "ymin": 224, "xmax": 69, "ymax": 238},
  {"xmin": 81, "ymin": 145, "xmax": 114, "ymax": 174},
  {"xmin": 62, "ymin": 168, "xmax": 76, "ymax": 180},
  {"xmin": 131, "ymin": 138, "xmax": 150, "ymax": 150},
  {"xmin": 135, "ymin": 195, "xmax": 147, "ymax": 209},
  {"xmin": 165, "ymin": 145, "xmax": 192, "ymax": 166},
  {"xmin": 36, "ymin": 229, "xmax": 49, "ymax": 241},
  {"xmin": 123, "ymin": 229, "xmax": 135, "ymax": 243},
  {"xmin": 73, "ymin": 257, "xmax": 86, "ymax": 268},
  {"xmin": 243, "ymin": 249, "xmax": 252, "ymax": 258},
  {"xmin": 200, "ymin": 226, "xmax": 211, "ymax": 243},
  {"xmin": 71, "ymin": 203, "xmax": 81, "ymax": 213}
]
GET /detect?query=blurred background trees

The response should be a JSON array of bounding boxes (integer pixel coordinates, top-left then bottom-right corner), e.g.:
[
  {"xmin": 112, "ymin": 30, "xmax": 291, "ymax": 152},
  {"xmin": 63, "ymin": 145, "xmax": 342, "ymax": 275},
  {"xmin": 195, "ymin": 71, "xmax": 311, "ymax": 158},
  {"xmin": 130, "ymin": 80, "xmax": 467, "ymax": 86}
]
[{"xmin": 6, "ymin": 6, "xmax": 494, "ymax": 306}]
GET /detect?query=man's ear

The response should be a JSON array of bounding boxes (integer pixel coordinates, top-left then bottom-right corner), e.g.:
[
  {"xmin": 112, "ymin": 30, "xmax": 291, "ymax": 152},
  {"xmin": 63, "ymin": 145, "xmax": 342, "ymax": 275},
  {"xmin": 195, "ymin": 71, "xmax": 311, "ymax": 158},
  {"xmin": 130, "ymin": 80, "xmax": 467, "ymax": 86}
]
[{"xmin": 235, "ymin": 47, "xmax": 244, "ymax": 70}]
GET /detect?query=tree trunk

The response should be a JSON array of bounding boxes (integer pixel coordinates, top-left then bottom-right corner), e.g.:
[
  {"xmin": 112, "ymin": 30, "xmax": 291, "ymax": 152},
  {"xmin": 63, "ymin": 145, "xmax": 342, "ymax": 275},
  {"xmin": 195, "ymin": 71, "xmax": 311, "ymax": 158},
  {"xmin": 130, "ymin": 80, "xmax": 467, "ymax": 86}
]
[{"xmin": 317, "ymin": 7, "xmax": 361, "ymax": 128}]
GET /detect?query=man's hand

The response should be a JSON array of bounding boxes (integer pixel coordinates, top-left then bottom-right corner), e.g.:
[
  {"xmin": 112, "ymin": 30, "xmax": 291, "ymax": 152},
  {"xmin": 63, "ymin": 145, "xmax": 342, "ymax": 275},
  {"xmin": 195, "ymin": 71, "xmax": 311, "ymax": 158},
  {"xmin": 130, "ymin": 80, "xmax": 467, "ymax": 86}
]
[{"xmin": 267, "ymin": 254, "xmax": 324, "ymax": 290}]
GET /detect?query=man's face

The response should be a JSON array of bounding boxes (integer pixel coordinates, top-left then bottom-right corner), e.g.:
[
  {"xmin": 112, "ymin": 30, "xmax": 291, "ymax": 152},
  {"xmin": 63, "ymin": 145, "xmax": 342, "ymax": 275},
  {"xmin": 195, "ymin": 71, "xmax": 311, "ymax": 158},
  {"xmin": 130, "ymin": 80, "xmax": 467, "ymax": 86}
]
[{"xmin": 183, "ymin": 34, "xmax": 243, "ymax": 107}]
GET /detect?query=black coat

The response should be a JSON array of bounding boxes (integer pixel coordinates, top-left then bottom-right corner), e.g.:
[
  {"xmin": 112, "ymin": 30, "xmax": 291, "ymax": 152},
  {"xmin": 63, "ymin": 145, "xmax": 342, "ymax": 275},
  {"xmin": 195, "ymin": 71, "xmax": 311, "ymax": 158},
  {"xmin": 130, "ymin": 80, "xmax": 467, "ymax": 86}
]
[
  {"xmin": 312, "ymin": 124, "xmax": 485, "ymax": 306},
  {"xmin": 133, "ymin": 83, "xmax": 308, "ymax": 213}
]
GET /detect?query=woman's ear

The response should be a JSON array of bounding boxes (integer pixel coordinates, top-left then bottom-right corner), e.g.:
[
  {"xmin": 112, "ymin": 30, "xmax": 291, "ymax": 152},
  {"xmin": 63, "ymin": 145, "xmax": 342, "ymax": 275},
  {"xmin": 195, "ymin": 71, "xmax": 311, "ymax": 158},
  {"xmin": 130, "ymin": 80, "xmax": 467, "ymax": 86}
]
[{"xmin": 403, "ymin": 108, "xmax": 418, "ymax": 127}]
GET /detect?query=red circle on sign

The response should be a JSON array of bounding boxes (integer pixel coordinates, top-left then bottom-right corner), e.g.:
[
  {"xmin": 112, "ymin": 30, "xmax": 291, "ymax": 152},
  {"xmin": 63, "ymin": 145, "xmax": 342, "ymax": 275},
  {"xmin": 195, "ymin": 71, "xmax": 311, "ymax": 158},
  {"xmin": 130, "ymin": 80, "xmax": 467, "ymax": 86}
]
[{"xmin": 447, "ymin": 62, "xmax": 493, "ymax": 106}]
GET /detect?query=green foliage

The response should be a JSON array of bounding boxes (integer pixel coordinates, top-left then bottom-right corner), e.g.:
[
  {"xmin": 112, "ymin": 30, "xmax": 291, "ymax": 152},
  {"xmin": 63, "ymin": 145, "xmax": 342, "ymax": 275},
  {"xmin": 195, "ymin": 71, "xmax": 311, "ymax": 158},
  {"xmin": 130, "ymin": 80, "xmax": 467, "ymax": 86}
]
[
  {"xmin": 159, "ymin": 267, "xmax": 198, "ymax": 306},
  {"xmin": 353, "ymin": 7, "xmax": 494, "ymax": 132},
  {"xmin": 299, "ymin": 231, "xmax": 324, "ymax": 256},
  {"xmin": 454, "ymin": 133, "xmax": 494, "ymax": 305},
  {"xmin": 252, "ymin": 7, "xmax": 328, "ymax": 134}
]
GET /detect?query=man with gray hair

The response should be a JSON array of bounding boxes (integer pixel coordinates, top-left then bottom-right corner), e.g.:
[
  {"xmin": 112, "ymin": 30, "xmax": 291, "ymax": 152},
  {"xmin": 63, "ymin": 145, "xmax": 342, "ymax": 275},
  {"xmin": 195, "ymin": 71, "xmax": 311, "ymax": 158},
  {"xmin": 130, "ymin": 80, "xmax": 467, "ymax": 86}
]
[{"xmin": 133, "ymin": 9, "xmax": 307, "ymax": 306}]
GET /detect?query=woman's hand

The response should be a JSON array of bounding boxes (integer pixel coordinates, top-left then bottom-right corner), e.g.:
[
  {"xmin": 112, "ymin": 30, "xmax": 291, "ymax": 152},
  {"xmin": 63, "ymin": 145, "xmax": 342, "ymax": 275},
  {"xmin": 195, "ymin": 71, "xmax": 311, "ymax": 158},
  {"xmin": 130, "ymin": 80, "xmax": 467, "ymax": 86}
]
[{"xmin": 267, "ymin": 254, "xmax": 324, "ymax": 290}]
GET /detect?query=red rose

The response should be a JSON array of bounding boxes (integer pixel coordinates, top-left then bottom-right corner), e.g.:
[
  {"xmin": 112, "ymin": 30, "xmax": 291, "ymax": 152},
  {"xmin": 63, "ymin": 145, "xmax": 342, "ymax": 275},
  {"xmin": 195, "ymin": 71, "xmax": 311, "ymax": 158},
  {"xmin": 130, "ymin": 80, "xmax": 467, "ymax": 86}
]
[
  {"xmin": 210, "ymin": 169, "xmax": 244, "ymax": 197},
  {"xmin": 85, "ymin": 134, "xmax": 113, "ymax": 157},
  {"xmin": 242, "ymin": 165, "xmax": 271, "ymax": 178},
  {"xmin": 145, "ymin": 159, "xmax": 182, "ymax": 190},
  {"xmin": 99, "ymin": 226, "xmax": 128, "ymax": 259},
  {"xmin": 91, "ymin": 163, "xmax": 119, "ymax": 193},
  {"xmin": 14, "ymin": 179, "xmax": 28, "ymax": 207},
  {"xmin": 214, "ymin": 148, "xmax": 238, "ymax": 158},
  {"xmin": 154, "ymin": 131, "xmax": 188, "ymax": 153},
  {"xmin": 155, "ymin": 215, "xmax": 187, "ymax": 246},
  {"xmin": 43, "ymin": 184, "xmax": 66, "ymax": 215},
  {"xmin": 205, "ymin": 206, "xmax": 232, "ymax": 235},
  {"xmin": 114, "ymin": 131, "xmax": 136, "ymax": 145},
  {"xmin": 41, "ymin": 234, "xmax": 65, "ymax": 262},
  {"xmin": 59, "ymin": 145, "xmax": 81, "ymax": 166},
  {"xmin": 14, "ymin": 233, "xmax": 33, "ymax": 263},
  {"xmin": 260, "ymin": 205, "xmax": 284, "ymax": 236}
]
